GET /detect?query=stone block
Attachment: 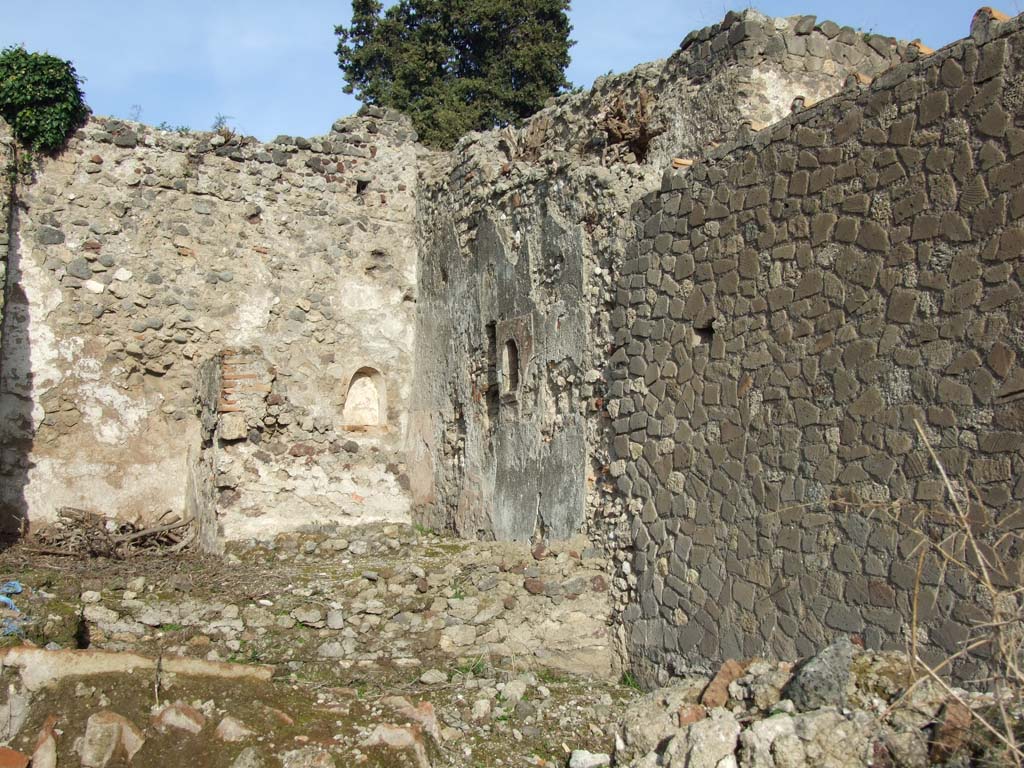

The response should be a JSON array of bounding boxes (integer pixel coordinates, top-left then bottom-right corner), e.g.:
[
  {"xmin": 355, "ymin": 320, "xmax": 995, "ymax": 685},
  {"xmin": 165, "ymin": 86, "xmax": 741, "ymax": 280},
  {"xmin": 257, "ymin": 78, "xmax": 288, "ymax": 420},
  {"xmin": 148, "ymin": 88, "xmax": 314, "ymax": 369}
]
[
  {"xmin": 219, "ymin": 413, "xmax": 248, "ymax": 442},
  {"xmin": 886, "ymin": 289, "xmax": 918, "ymax": 323},
  {"xmin": 978, "ymin": 104, "xmax": 1010, "ymax": 137},
  {"xmin": 979, "ymin": 431, "xmax": 1023, "ymax": 453}
]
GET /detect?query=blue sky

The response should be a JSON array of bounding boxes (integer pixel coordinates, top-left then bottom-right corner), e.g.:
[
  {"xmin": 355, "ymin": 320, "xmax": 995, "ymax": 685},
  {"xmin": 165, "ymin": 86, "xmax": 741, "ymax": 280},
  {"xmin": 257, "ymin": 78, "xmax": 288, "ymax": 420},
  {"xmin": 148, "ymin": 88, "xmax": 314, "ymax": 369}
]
[{"xmin": 4, "ymin": 1, "xmax": 1019, "ymax": 141}]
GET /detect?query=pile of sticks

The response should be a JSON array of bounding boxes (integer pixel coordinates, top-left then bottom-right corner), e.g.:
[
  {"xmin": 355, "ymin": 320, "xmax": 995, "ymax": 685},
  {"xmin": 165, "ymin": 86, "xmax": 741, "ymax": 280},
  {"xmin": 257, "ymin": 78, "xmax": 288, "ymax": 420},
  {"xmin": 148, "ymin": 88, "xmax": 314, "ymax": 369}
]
[{"xmin": 30, "ymin": 507, "xmax": 194, "ymax": 559}]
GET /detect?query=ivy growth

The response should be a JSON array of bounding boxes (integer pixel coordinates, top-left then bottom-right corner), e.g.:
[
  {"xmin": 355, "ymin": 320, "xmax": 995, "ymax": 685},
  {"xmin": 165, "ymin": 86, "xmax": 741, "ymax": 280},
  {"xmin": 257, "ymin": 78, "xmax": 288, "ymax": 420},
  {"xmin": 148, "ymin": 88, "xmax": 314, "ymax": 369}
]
[{"xmin": 0, "ymin": 45, "xmax": 89, "ymax": 154}]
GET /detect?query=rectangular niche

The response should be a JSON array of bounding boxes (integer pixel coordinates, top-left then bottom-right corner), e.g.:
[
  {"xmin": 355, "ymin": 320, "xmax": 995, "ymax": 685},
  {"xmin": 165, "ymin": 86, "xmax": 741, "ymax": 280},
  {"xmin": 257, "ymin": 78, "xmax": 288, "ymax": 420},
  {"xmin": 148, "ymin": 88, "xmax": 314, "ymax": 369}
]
[{"xmin": 495, "ymin": 315, "xmax": 533, "ymax": 408}]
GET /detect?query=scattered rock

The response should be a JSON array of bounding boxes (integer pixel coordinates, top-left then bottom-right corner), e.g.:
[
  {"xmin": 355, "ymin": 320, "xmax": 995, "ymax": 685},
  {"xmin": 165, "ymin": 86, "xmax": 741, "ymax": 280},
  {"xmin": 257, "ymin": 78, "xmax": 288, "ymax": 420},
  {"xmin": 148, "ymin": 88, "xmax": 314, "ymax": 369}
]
[
  {"xmin": 152, "ymin": 701, "xmax": 206, "ymax": 734},
  {"xmin": 279, "ymin": 746, "xmax": 336, "ymax": 768},
  {"xmin": 0, "ymin": 747, "xmax": 29, "ymax": 768},
  {"xmin": 785, "ymin": 637, "xmax": 855, "ymax": 711},
  {"xmin": 382, "ymin": 696, "xmax": 443, "ymax": 744},
  {"xmin": 362, "ymin": 724, "xmax": 431, "ymax": 768},
  {"xmin": 523, "ymin": 577, "xmax": 545, "ymax": 595},
  {"xmin": 0, "ymin": 686, "xmax": 31, "ymax": 742},
  {"xmin": 317, "ymin": 641, "xmax": 346, "ymax": 659},
  {"xmin": 660, "ymin": 709, "xmax": 741, "ymax": 768},
  {"xmin": 701, "ymin": 659, "xmax": 749, "ymax": 708},
  {"xmin": 215, "ymin": 715, "xmax": 255, "ymax": 742},
  {"xmin": 291, "ymin": 606, "xmax": 324, "ymax": 626},
  {"xmin": 231, "ymin": 747, "xmax": 267, "ymax": 768},
  {"xmin": 677, "ymin": 703, "xmax": 707, "ymax": 726},
  {"xmin": 617, "ymin": 677, "xmax": 708, "ymax": 761},
  {"xmin": 569, "ymin": 749, "xmax": 611, "ymax": 768},
  {"xmin": 30, "ymin": 716, "xmax": 58, "ymax": 768},
  {"xmin": 739, "ymin": 713, "xmax": 799, "ymax": 768},
  {"xmin": 419, "ymin": 669, "xmax": 447, "ymax": 685},
  {"xmin": 471, "ymin": 698, "xmax": 492, "ymax": 721},
  {"xmin": 78, "ymin": 711, "xmax": 145, "ymax": 768},
  {"xmin": 929, "ymin": 699, "xmax": 973, "ymax": 762},
  {"xmin": 502, "ymin": 679, "xmax": 528, "ymax": 704}
]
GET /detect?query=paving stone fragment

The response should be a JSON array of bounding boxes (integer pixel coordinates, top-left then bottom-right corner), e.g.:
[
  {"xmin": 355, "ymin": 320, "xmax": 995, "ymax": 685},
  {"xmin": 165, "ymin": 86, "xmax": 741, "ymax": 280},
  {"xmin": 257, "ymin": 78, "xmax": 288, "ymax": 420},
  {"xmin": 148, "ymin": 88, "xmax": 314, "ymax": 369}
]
[
  {"xmin": 79, "ymin": 711, "xmax": 145, "ymax": 768},
  {"xmin": 153, "ymin": 701, "xmax": 206, "ymax": 734}
]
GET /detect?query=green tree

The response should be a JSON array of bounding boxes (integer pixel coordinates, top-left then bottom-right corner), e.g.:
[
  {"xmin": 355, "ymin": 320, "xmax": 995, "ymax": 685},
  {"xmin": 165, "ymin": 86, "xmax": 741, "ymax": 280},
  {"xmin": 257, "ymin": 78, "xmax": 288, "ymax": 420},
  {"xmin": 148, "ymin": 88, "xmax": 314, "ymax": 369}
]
[
  {"xmin": 336, "ymin": 0, "xmax": 572, "ymax": 149},
  {"xmin": 0, "ymin": 45, "xmax": 89, "ymax": 154}
]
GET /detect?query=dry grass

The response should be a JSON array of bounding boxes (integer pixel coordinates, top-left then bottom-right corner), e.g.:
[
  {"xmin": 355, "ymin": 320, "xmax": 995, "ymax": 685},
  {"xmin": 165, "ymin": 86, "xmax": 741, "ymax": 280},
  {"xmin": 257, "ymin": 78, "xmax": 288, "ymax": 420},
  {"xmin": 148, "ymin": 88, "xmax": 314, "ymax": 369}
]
[{"xmin": 884, "ymin": 420, "xmax": 1024, "ymax": 765}]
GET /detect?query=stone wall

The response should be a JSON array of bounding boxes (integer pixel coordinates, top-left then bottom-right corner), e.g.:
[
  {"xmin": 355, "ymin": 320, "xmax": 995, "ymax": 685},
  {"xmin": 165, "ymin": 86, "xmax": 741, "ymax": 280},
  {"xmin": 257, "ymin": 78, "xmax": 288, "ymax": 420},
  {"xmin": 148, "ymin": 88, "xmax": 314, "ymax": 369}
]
[
  {"xmin": 411, "ymin": 152, "xmax": 636, "ymax": 546},
  {"xmin": 409, "ymin": 10, "xmax": 914, "ymax": 553},
  {"xmin": 516, "ymin": 10, "xmax": 911, "ymax": 172},
  {"xmin": 614, "ymin": 14, "xmax": 1024, "ymax": 684},
  {"xmin": 0, "ymin": 123, "xmax": 13, "ymax": 397},
  {"xmin": 0, "ymin": 108, "xmax": 421, "ymax": 541}
]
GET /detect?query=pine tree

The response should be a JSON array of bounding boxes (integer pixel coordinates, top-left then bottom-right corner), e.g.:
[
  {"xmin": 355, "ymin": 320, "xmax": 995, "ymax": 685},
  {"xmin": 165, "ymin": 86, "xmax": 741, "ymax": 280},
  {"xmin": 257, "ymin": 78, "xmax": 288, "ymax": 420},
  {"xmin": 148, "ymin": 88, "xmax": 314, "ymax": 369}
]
[{"xmin": 336, "ymin": 0, "xmax": 572, "ymax": 149}]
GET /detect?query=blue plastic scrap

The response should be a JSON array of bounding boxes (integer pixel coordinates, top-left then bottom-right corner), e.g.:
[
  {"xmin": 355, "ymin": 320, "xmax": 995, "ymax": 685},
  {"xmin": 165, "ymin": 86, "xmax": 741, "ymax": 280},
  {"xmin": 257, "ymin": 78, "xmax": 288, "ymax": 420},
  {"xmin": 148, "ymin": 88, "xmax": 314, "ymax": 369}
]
[
  {"xmin": 1, "ymin": 618, "xmax": 23, "ymax": 637},
  {"xmin": 0, "ymin": 581, "xmax": 22, "ymax": 613}
]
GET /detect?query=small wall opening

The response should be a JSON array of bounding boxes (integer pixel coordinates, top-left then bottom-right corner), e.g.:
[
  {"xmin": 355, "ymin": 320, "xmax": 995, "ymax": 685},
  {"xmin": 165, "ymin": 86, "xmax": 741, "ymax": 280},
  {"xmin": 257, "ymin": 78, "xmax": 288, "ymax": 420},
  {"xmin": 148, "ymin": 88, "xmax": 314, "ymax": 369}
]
[
  {"xmin": 693, "ymin": 320, "xmax": 715, "ymax": 346},
  {"xmin": 485, "ymin": 322, "xmax": 499, "ymax": 421},
  {"xmin": 343, "ymin": 368, "xmax": 386, "ymax": 429},
  {"xmin": 502, "ymin": 339, "xmax": 520, "ymax": 395}
]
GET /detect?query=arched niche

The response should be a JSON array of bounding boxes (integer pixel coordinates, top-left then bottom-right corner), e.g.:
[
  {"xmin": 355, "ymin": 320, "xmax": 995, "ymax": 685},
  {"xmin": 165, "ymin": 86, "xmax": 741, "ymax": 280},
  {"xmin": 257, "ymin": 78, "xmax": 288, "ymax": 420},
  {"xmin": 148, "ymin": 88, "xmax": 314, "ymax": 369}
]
[{"xmin": 342, "ymin": 367, "xmax": 386, "ymax": 430}]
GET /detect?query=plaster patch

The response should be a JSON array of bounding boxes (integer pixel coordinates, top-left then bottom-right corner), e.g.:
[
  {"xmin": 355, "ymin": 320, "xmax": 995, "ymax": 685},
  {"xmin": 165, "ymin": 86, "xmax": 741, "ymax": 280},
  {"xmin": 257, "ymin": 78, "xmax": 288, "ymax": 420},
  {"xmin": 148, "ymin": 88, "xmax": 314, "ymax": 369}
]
[
  {"xmin": 232, "ymin": 286, "xmax": 274, "ymax": 345},
  {"xmin": 67, "ymin": 354, "xmax": 152, "ymax": 444},
  {"xmin": 23, "ymin": 454, "xmax": 189, "ymax": 527},
  {"xmin": 77, "ymin": 379, "xmax": 152, "ymax": 444},
  {"xmin": 20, "ymin": 245, "xmax": 65, "ymax": 394}
]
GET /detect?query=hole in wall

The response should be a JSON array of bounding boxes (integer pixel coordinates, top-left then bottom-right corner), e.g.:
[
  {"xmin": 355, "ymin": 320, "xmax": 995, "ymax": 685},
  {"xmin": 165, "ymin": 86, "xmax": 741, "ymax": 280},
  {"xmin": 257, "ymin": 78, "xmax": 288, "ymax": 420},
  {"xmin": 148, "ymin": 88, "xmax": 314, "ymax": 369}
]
[
  {"xmin": 485, "ymin": 322, "xmax": 499, "ymax": 421},
  {"xmin": 342, "ymin": 367, "xmax": 386, "ymax": 430},
  {"xmin": 365, "ymin": 248, "xmax": 391, "ymax": 275},
  {"xmin": 356, "ymin": 178, "xmax": 370, "ymax": 194},
  {"xmin": 502, "ymin": 339, "xmax": 520, "ymax": 395},
  {"xmin": 75, "ymin": 609, "xmax": 91, "ymax": 649},
  {"xmin": 693, "ymin": 320, "xmax": 715, "ymax": 346}
]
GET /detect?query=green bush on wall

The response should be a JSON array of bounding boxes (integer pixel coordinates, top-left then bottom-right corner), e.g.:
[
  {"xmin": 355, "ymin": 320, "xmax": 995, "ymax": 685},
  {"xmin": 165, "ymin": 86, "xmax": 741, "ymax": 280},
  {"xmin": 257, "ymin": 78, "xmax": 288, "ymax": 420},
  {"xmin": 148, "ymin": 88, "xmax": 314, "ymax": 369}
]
[{"xmin": 0, "ymin": 45, "xmax": 89, "ymax": 154}]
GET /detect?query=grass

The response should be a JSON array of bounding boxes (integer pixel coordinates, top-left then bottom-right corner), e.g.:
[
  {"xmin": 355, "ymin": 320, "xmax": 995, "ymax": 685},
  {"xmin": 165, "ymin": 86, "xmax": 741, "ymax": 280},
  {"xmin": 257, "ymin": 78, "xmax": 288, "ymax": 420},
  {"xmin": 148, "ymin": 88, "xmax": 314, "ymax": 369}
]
[
  {"xmin": 455, "ymin": 656, "xmax": 488, "ymax": 676},
  {"xmin": 227, "ymin": 647, "xmax": 263, "ymax": 666},
  {"xmin": 536, "ymin": 667, "xmax": 568, "ymax": 685},
  {"xmin": 620, "ymin": 670, "xmax": 642, "ymax": 691}
]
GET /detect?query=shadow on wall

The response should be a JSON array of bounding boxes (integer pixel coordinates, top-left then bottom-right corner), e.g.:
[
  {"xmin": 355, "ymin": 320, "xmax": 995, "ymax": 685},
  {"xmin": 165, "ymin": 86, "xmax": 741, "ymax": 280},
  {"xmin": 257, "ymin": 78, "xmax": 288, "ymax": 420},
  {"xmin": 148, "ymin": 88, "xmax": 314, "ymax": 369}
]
[{"xmin": 0, "ymin": 203, "xmax": 36, "ymax": 544}]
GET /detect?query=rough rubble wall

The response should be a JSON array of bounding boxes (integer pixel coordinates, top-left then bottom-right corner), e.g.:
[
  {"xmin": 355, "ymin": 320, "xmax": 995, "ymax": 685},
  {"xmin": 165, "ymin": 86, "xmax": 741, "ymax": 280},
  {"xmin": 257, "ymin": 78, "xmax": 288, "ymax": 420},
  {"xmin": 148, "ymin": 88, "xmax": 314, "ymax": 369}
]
[
  {"xmin": 412, "ymin": 159, "xmax": 639, "ymax": 544},
  {"xmin": 0, "ymin": 123, "xmax": 12, "ymax": 385},
  {"xmin": 0, "ymin": 109, "xmax": 421, "ymax": 540},
  {"xmin": 614, "ymin": 15, "xmax": 1024, "ymax": 685},
  {"xmin": 410, "ymin": 11, "xmax": 911, "ymax": 552},
  {"xmin": 503, "ymin": 9, "xmax": 910, "ymax": 172}
]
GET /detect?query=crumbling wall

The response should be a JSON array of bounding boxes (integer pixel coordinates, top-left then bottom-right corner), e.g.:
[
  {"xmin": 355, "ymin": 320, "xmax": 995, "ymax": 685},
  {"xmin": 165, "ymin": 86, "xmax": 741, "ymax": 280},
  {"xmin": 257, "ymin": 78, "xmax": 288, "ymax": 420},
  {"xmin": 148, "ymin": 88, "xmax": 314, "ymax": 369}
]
[
  {"xmin": 410, "ymin": 11, "xmax": 912, "ymax": 555},
  {"xmin": 187, "ymin": 354, "xmax": 221, "ymax": 552},
  {"xmin": 490, "ymin": 10, "xmax": 909, "ymax": 172},
  {"xmin": 614, "ymin": 13, "xmax": 1024, "ymax": 684},
  {"xmin": 0, "ymin": 121, "xmax": 12, "ymax": 391},
  {"xmin": 0, "ymin": 108, "xmax": 422, "ymax": 540},
  {"xmin": 412, "ymin": 156, "xmax": 637, "ymax": 544}
]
